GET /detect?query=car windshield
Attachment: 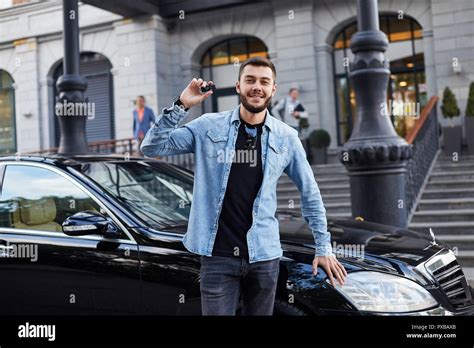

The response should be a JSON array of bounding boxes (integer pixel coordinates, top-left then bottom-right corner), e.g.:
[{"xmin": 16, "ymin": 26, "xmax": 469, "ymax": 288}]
[{"xmin": 78, "ymin": 160, "xmax": 193, "ymax": 228}]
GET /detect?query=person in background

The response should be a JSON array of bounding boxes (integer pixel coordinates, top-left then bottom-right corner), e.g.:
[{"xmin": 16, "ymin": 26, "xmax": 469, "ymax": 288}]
[
  {"xmin": 272, "ymin": 88, "xmax": 308, "ymax": 135},
  {"xmin": 133, "ymin": 95, "xmax": 156, "ymax": 152}
]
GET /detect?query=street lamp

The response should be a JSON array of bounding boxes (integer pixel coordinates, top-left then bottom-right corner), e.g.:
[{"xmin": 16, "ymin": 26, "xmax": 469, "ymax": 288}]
[
  {"xmin": 340, "ymin": 0, "xmax": 412, "ymax": 228},
  {"xmin": 56, "ymin": 0, "xmax": 89, "ymax": 155}
]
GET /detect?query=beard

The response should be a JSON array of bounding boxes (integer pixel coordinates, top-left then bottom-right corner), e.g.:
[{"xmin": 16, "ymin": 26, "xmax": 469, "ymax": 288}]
[{"xmin": 239, "ymin": 91, "xmax": 272, "ymax": 113}]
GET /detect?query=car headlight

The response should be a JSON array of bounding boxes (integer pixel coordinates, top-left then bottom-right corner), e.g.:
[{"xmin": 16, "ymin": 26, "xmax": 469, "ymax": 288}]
[{"xmin": 330, "ymin": 271, "xmax": 438, "ymax": 313}]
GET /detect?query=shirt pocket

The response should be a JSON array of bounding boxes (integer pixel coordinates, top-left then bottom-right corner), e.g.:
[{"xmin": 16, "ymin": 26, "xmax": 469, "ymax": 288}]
[
  {"xmin": 205, "ymin": 130, "xmax": 229, "ymax": 158},
  {"xmin": 267, "ymin": 138, "xmax": 288, "ymax": 173}
]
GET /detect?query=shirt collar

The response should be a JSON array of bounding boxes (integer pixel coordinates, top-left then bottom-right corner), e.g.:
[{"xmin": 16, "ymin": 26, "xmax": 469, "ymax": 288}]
[{"xmin": 231, "ymin": 104, "xmax": 274, "ymax": 131}]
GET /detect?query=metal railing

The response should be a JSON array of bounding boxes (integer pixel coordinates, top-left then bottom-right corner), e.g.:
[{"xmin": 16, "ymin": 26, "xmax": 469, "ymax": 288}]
[
  {"xmin": 12, "ymin": 136, "xmax": 199, "ymax": 172},
  {"xmin": 16, "ymin": 137, "xmax": 198, "ymax": 171},
  {"xmin": 404, "ymin": 96, "xmax": 440, "ymax": 222},
  {"xmin": 88, "ymin": 138, "xmax": 135, "ymax": 155},
  {"xmin": 18, "ymin": 138, "xmax": 136, "ymax": 157}
]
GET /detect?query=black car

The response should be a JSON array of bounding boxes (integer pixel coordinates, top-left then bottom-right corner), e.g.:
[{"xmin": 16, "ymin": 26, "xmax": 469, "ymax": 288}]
[{"xmin": 0, "ymin": 155, "xmax": 472, "ymax": 315}]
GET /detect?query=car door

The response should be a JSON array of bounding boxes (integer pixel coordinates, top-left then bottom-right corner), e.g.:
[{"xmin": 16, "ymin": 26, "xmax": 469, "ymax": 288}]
[
  {"xmin": 136, "ymin": 231, "xmax": 203, "ymax": 315},
  {"xmin": 80, "ymin": 160, "xmax": 203, "ymax": 314},
  {"xmin": 0, "ymin": 163, "xmax": 141, "ymax": 315}
]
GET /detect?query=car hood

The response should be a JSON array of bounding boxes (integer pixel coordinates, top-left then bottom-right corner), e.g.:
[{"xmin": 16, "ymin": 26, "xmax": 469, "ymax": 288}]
[
  {"xmin": 154, "ymin": 211, "xmax": 446, "ymax": 278},
  {"xmin": 276, "ymin": 210, "xmax": 445, "ymax": 275}
]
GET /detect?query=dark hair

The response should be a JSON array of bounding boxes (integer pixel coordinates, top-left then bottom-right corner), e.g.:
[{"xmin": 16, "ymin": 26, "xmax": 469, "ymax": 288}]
[
  {"xmin": 137, "ymin": 95, "xmax": 145, "ymax": 101},
  {"xmin": 289, "ymin": 88, "xmax": 299, "ymax": 94},
  {"xmin": 238, "ymin": 57, "xmax": 276, "ymax": 82}
]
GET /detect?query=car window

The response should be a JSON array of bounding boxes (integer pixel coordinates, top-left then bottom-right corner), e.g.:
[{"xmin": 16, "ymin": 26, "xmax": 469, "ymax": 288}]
[
  {"xmin": 80, "ymin": 161, "xmax": 193, "ymax": 228},
  {"xmin": 0, "ymin": 165, "xmax": 102, "ymax": 234}
]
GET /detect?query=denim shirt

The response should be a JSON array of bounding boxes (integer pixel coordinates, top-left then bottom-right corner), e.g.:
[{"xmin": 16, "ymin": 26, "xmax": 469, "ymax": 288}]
[{"xmin": 140, "ymin": 103, "xmax": 333, "ymax": 263}]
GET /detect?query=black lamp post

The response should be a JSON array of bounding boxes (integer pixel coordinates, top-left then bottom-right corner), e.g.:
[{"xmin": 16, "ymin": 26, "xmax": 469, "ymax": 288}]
[
  {"xmin": 340, "ymin": 0, "xmax": 412, "ymax": 228},
  {"xmin": 56, "ymin": 0, "xmax": 89, "ymax": 154}
]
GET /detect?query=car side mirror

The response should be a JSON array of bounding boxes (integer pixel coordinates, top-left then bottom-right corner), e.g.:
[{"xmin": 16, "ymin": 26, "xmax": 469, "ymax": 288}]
[{"xmin": 62, "ymin": 210, "xmax": 121, "ymax": 239}]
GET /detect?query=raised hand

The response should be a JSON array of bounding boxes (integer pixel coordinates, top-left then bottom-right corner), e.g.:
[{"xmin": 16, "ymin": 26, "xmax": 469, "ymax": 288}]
[{"xmin": 179, "ymin": 78, "xmax": 214, "ymax": 109}]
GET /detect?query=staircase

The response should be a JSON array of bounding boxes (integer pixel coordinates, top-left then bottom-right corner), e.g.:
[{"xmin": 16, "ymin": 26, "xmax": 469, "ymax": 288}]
[
  {"xmin": 409, "ymin": 154, "xmax": 474, "ymax": 271},
  {"xmin": 277, "ymin": 162, "xmax": 351, "ymax": 219}
]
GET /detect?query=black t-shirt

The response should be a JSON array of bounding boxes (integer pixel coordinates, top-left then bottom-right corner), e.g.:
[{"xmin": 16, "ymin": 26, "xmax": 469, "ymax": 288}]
[{"xmin": 212, "ymin": 116, "xmax": 265, "ymax": 260}]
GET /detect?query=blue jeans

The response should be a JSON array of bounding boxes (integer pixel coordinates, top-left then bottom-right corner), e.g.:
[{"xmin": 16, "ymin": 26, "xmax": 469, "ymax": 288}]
[{"xmin": 199, "ymin": 255, "xmax": 280, "ymax": 315}]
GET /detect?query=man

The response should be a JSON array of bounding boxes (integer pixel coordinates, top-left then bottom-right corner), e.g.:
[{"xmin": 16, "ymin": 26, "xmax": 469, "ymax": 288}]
[
  {"xmin": 272, "ymin": 88, "xmax": 308, "ymax": 134},
  {"xmin": 141, "ymin": 57, "xmax": 346, "ymax": 316},
  {"xmin": 133, "ymin": 95, "xmax": 156, "ymax": 148}
]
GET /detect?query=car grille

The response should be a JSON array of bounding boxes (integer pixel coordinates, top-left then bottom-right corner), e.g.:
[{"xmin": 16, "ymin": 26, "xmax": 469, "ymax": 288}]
[{"xmin": 425, "ymin": 251, "xmax": 472, "ymax": 309}]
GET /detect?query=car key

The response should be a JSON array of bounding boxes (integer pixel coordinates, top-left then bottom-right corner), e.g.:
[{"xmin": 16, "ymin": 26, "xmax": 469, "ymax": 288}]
[{"xmin": 200, "ymin": 82, "xmax": 216, "ymax": 93}]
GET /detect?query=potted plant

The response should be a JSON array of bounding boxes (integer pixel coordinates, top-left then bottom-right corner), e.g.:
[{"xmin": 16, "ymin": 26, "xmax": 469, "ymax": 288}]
[
  {"xmin": 309, "ymin": 129, "xmax": 330, "ymax": 165},
  {"xmin": 465, "ymin": 82, "xmax": 474, "ymax": 155},
  {"xmin": 299, "ymin": 117, "xmax": 309, "ymax": 131},
  {"xmin": 441, "ymin": 87, "xmax": 462, "ymax": 156}
]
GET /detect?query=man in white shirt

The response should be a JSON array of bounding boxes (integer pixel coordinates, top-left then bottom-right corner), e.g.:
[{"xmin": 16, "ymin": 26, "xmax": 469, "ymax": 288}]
[{"xmin": 272, "ymin": 88, "xmax": 308, "ymax": 134}]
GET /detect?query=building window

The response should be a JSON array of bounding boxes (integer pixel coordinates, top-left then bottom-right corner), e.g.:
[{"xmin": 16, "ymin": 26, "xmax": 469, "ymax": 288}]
[
  {"xmin": 201, "ymin": 37, "xmax": 268, "ymax": 113},
  {"xmin": 0, "ymin": 70, "xmax": 16, "ymax": 154},
  {"xmin": 333, "ymin": 15, "xmax": 425, "ymax": 145}
]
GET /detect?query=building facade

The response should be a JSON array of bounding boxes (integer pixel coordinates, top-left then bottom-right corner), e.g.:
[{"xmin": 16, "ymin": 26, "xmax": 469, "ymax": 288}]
[{"xmin": 0, "ymin": 0, "xmax": 473, "ymax": 154}]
